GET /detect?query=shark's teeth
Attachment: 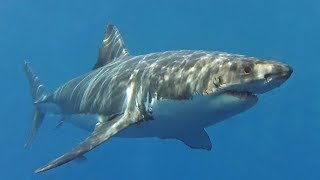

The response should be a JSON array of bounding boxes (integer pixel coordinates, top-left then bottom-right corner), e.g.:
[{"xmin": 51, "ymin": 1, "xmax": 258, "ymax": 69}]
[{"xmin": 225, "ymin": 90, "xmax": 256, "ymax": 98}]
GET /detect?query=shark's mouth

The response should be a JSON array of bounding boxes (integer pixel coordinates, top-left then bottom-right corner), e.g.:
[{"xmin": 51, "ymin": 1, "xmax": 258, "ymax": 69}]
[{"xmin": 225, "ymin": 90, "xmax": 257, "ymax": 99}]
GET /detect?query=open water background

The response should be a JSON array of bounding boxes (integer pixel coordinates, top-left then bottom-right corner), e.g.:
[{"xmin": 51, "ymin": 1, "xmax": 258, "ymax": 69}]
[{"xmin": 0, "ymin": 0, "xmax": 319, "ymax": 179}]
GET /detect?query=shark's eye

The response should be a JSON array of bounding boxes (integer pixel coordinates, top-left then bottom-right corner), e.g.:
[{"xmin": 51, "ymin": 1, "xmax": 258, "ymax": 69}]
[{"xmin": 244, "ymin": 66, "xmax": 252, "ymax": 74}]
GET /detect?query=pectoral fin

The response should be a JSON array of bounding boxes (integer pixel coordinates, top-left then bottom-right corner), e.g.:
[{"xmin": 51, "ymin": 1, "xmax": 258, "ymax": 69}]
[{"xmin": 35, "ymin": 114, "xmax": 137, "ymax": 173}]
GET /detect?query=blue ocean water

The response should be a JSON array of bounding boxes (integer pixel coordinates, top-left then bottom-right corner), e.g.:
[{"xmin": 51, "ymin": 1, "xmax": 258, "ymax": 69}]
[{"xmin": 1, "ymin": 0, "xmax": 319, "ymax": 179}]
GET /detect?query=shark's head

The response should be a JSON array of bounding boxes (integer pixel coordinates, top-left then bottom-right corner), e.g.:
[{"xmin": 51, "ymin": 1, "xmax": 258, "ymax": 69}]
[
  {"xmin": 194, "ymin": 53, "xmax": 293, "ymax": 125},
  {"xmin": 207, "ymin": 54, "xmax": 293, "ymax": 98},
  {"xmin": 210, "ymin": 55, "xmax": 292, "ymax": 124}
]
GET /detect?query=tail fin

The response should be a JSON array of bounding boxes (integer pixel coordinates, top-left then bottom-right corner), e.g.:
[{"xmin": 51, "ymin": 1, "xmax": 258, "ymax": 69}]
[{"xmin": 24, "ymin": 61, "xmax": 46, "ymax": 148}]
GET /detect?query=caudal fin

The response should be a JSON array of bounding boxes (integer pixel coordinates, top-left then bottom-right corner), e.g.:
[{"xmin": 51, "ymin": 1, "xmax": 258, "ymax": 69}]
[{"xmin": 24, "ymin": 61, "xmax": 46, "ymax": 148}]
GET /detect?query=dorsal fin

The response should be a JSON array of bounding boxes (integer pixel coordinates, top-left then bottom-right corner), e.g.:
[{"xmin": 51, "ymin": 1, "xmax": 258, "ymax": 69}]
[{"xmin": 92, "ymin": 24, "xmax": 129, "ymax": 70}]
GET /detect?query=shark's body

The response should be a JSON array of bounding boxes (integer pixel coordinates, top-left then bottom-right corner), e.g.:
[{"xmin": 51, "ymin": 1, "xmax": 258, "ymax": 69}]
[
  {"xmin": 24, "ymin": 25, "xmax": 293, "ymax": 173},
  {"xmin": 52, "ymin": 51, "xmax": 258, "ymax": 139}
]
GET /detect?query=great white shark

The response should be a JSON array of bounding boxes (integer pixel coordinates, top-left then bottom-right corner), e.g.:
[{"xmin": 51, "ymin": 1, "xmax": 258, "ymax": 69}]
[{"xmin": 24, "ymin": 24, "xmax": 293, "ymax": 173}]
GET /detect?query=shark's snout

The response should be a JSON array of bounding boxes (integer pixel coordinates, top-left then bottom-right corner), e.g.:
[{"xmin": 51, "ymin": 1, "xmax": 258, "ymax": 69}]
[
  {"xmin": 282, "ymin": 65, "xmax": 293, "ymax": 79},
  {"xmin": 264, "ymin": 64, "xmax": 293, "ymax": 82}
]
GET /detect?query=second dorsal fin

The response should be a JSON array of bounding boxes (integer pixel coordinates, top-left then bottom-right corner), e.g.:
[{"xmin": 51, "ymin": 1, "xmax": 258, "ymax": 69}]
[{"xmin": 92, "ymin": 24, "xmax": 129, "ymax": 70}]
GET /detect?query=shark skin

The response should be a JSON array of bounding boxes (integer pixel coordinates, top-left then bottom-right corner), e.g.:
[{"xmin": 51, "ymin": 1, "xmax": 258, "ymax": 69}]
[{"xmin": 24, "ymin": 24, "xmax": 293, "ymax": 173}]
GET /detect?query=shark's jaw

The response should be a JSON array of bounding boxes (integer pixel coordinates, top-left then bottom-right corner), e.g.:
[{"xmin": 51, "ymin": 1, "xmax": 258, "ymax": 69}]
[{"xmin": 225, "ymin": 90, "xmax": 256, "ymax": 99}]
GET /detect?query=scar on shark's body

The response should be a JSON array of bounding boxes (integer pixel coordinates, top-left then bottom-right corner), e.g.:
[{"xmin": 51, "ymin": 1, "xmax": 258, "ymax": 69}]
[{"xmin": 24, "ymin": 24, "xmax": 293, "ymax": 173}]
